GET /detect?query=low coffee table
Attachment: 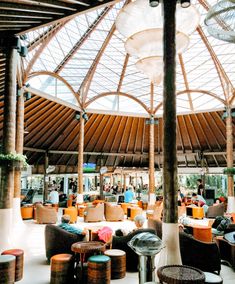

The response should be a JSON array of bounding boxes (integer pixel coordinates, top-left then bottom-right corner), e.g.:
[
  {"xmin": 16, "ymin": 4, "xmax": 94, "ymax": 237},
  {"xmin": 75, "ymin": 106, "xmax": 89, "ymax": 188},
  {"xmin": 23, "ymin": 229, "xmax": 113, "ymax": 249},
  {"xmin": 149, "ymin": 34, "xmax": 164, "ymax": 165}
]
[
  {"xmin": 157, "ymin": 265, "xmax": 205, "ymax": 283},
  {"xmin": 71, "ymin": 241, "xmax": 106, "ymax": 283}
]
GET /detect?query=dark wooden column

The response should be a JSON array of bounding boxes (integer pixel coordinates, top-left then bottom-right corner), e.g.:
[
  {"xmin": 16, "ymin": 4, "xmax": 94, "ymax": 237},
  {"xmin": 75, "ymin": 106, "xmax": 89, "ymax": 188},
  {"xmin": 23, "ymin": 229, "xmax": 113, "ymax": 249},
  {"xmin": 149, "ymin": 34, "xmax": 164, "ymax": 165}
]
[
  {"xmin": 14, "ymin": 93, "xmax": 24, "ymax": 199},
  {"xmin": 0, "ymin": 44, "xmax": 17, "ymax": 209},
  {"xmin": 149, "ymin": 83, "xmax": 155, "ymax": 204},
  {"xmin": 158, "ymin": 0, "xmax": 181, "ymax": 266},
  {"xmin": 77, "ymin": 113, "xmax": 84, "ymax": 203},
  {"xmin": 163, "ymin": 0, "xmax": 178, "ymax": 225}
]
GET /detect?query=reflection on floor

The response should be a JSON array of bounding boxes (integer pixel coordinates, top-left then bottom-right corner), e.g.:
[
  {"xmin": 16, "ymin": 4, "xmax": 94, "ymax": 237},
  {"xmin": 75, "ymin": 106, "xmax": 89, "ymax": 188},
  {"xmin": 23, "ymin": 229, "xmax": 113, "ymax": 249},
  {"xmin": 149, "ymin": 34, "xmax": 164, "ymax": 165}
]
[{"xmin": 13, "ymin": 209, "xmax": 235, "ymax": 284}]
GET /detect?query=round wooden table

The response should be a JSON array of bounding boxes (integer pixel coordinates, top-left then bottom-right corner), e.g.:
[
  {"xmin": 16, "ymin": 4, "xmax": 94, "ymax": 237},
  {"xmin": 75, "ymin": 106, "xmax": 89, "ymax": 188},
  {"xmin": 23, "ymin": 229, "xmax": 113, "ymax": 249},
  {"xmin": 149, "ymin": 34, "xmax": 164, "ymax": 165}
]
[
  {"xmin": 71, "ymin": 241, "xmax": 106, "ymax": 283},
  {"xmin": 157, "ymin": 265, "xmax": 205, "ymax": 284}
]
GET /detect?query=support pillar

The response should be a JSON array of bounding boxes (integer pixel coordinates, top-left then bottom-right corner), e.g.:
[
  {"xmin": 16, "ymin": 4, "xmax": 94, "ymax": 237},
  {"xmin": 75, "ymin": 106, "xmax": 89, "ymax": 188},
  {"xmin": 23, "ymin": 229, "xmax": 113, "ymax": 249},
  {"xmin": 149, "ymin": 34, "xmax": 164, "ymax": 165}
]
[
  {"xmin": 13, "ymin": 90, "xmax": 25, "ymax": 232},
  {"xmin": 77, "ymin": 114, "xmax": 84, "ymax": 204},
  {"xmin": 149, "ymin": 84, "xmax": 155, "ymax": 205},
  {"xmin": 0, "ymin": 43, "xmax": 17, "ymax": 251},
  {"xmin": 43, "ymin": 153, "xmax": 49, "ymax": 202},
  {"xmin": 158, "ymin": 0, "xmax": 181, "ymax": 267},
  {"xmin": 226, "ymin": 107, "xmax": 235, "ymax": 212}
]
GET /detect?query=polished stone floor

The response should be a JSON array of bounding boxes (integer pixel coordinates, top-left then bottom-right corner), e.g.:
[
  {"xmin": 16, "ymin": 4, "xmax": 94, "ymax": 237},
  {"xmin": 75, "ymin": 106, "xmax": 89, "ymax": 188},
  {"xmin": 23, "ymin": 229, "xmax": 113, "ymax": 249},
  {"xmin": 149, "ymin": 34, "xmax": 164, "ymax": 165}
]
[{"xmin": 13, "ymin": 210, "xmax": 235, "ymax": 284}]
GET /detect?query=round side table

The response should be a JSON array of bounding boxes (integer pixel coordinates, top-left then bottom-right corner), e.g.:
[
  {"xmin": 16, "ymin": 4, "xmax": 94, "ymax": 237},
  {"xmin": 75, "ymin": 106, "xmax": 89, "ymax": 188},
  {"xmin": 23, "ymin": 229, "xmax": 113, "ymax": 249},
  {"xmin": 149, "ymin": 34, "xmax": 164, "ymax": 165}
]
[{"xmin": 157, "ymin": 265, "xmax": 205, "ymax": 284}]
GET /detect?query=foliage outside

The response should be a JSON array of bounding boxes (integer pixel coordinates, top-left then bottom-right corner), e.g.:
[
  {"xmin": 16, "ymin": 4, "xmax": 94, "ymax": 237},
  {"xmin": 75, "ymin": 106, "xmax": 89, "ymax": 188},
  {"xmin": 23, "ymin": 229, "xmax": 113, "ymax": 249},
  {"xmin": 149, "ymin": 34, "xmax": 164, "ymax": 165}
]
[{"xmin": 223, "ymin": 168, "xmax": 235, "ymax": 175}]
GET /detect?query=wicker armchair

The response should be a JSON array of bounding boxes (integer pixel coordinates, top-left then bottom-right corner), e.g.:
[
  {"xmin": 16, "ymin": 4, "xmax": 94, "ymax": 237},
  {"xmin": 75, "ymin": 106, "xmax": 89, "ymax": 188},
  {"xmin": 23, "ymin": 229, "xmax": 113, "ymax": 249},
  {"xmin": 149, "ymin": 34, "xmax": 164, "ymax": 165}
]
[
  {"xmin": 105, "ymin": 202, "xmax": 124, "ymax": 221},
  {"xmin": 83, "ymin": 202, "xmax": 105, "ymax": 222},
  {"xmin": 45, "ymin": 224, "xmax": 85, "ymax": 261},
  {"xmin": 36, "ymin": 204, "xmax": 57, "ymax": 224},
  {"xmin": 206, "ymin": 202, "xmax": 225, "ymax": 218},
  {"xmin": 179, "ymin": 232, "xmax": 221, "ymax": 274},
  {"xmin": 112, "ymin": 228, "xmax": 156, "ymax": 272}
]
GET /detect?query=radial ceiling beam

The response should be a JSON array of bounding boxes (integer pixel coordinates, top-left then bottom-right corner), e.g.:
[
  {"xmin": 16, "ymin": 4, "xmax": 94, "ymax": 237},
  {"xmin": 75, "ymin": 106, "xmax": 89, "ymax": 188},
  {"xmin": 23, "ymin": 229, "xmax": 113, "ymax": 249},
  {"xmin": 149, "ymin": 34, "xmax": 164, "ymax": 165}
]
[
  {"xmin": 79, "ymin": 24, "xmax": 116, "ymax": 104},
  {"xmin": 197, "ymin": 26, "xmax": 234, "ymax": 101},
  {"xmin": 178, "ymin": 54, "xmax": 194, "ymax": 111},
  {"xmin": 54, "ymin": 6, "xmax": 113, "ymax": 74},
  {"xmin": 27, "ymin": 22, "xmax": 66, "ymax": 52},
  {"xmin": 24, "ymin": 21, "xmax": 67, "ymax": 80}
]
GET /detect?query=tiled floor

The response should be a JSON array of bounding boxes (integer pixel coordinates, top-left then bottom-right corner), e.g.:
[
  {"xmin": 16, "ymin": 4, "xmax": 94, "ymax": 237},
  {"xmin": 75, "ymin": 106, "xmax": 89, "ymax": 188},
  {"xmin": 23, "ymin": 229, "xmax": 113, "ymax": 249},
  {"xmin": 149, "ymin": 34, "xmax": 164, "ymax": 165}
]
[{"xmin": 14, "ymin": 210, "xmax": 235, "ymax": 284}]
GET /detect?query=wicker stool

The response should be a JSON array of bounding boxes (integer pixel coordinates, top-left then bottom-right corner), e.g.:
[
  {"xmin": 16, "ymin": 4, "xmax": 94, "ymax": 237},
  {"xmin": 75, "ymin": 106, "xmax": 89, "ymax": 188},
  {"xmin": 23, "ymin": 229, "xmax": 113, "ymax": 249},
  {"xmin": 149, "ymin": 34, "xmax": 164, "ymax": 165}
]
[
  {"xmin": 1, "ymin": 249, "xmax": 24, "ymax": 281},
  {"xmin": 204, "ymin": 272, "xmax": 223, "ymax": 284},
  {"xmin": 63, "ymin": 207, "xmax": 77, "ymax": 223},
  {"xmin": 87, "ymin": 255, "xmax": 111, "ymax": 284},
  {"xmin": 0, "ymin": 255, "xmax": 16, "ymax": 284},
  {"xmin": 157, "ymin": 265, "xmax": 205, "ymax": 284},
  {"xmin": 50, "ymin": 253, "xmax": 74, "ymax": 284},
  {"xmin": 104, "ymin": 249, "xmax": 126, "ymax": 279}
]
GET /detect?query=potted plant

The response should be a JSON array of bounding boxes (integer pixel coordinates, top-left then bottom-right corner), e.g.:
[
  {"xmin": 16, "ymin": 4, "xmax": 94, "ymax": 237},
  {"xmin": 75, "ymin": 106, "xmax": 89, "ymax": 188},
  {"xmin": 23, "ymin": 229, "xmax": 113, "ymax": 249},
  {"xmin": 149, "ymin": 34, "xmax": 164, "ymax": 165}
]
[{"xmin": 0, "ymin": 153, "xmax": 28, "ymax": 169}]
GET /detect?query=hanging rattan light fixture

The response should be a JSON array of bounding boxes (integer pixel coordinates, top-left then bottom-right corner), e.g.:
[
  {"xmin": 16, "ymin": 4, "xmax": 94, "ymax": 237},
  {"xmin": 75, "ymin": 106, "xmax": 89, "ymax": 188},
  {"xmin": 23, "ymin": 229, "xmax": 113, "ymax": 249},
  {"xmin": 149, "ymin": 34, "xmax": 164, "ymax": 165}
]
[{"xmin": 205, "ymin": 0, "xmax": 235, "ymax": 43}]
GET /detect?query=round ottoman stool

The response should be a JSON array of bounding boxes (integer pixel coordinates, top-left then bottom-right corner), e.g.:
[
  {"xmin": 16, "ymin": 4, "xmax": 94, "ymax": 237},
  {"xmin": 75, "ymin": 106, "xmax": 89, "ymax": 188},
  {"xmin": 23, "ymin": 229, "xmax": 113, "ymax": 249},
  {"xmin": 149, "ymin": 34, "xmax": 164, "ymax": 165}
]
[
  {"xmin": 104, "ymin": 249, "xmax": 126, "ymax": 279},
  {"xmin": 0, "ymin": 255, "xmax": 16, "ymax": 284},
  {"xmin": 21, "ymin": 206, "xmax": 33, "ymax": 219},
  {"xmin": 87, "ymin": 255, "xmax": 111, "ymax": 284},
  {"xmin": 204, "ymin": 272, "xmax": 223, "ymax": 284},
  {"xmin": 50, "ymin": 253, "xmax": 74, "ymax": 284},
  {"xmin": 1, "ymin": 249, "xmax": 24, "ymax": 281}
]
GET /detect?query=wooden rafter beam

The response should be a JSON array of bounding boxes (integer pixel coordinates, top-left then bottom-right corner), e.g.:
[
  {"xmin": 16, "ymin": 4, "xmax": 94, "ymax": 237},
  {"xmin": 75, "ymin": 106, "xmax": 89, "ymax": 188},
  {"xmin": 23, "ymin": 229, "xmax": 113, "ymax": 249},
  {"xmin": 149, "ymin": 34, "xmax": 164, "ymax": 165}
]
[
  {"xmin": 79, "ymin": 22, "xmax": 116, "ymax": 103},
  {"xmin": 0, "ymin": 0, "xmax": 119, "ymax": 35},
  {"xmin": 178, "ymin": 54, "xmax": 194, "ymax": 111},
  {"xmin": 197, "ymin": 26, "xmax": 234, "ymax": 101},
  {"xmin": 24, "ymin": 22, "xmax": 67, "ymax": 80},
  {"xmin": 23, "ymin": 146, "xmax": 234, "ymax": 158},
  {"xmin": 54, "ymin": 6, "xmax": 112, "ymax": 74}
]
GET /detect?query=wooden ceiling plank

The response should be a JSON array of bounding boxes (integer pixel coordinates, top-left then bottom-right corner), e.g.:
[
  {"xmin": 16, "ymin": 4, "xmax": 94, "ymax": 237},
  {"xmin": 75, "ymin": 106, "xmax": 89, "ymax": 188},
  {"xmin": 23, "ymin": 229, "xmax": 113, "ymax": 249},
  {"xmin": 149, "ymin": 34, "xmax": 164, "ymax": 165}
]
[
  {"xmin": 110, "ymin": 115, "xmax": 126, "ymax": 153},
  {"xmin": 187, "ymin": 114, "xmax": 202, "ymax": 150},
  {"xmin": 176, "ymin": 117, "xmax": 184, "ymax": 153},
  {"xmin": 0, "ymin": 3, "xmax": 66, "ymax": 14},
  {"xmin": 102, "ymin": 116, "xmax": 121, "ymax": 151},
  {"xmin": 182, "ymin": 116, "xmax": 193, "ymax": 152},
  {"xmin": 49, "ymin": 110, "xmax": 75, "ymax": 149},
  {"xmin": 193, "ymin": 113, "xmax": 211, "ymax": 150},
  {"xmin": 0, "ymin": 11, "xmax": 52, "ymax": 19}
]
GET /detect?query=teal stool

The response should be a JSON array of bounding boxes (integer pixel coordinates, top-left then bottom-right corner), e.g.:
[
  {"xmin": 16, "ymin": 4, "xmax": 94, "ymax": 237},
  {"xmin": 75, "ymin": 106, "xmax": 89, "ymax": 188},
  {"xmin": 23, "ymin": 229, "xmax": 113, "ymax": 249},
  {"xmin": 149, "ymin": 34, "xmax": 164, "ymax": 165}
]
[{"xmin": 87, "ymin": 255, "xmax": 111, "ymax": 284}]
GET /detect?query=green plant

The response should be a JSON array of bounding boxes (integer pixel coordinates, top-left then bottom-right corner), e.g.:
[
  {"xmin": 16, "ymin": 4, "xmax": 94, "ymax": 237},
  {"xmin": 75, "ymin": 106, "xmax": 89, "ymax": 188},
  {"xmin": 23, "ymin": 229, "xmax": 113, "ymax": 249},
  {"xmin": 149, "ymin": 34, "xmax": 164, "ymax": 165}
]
[
  {"xmin": 223, "ymin": 167, "xmax": 235, "ymax": 175},
  {"xmin": 0, "ymin": 153, "xmax": 28, "ymax": 167}
]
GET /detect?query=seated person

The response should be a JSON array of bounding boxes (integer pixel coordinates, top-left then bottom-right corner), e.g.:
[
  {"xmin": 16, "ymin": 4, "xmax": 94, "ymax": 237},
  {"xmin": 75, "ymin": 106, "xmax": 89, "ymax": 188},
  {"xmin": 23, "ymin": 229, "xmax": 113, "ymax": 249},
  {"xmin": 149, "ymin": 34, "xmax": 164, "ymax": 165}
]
[
  {"xmin": 191, "ymin": 192, "xmax": 209, "ymax": 214},
  {"xmin": 115, "ymin": 214, "xmax": 146, "ymax": 236},
  {"xmin": 58, "ymin": 214, "xmax": 87, "ymax": 236},
  {"xmin": 124, "ymin": 186, "xmax": 134, "ymax": 203},
  {"xmin": 48, "ymin": 188, "xmax": 59, "ymax": 204}
]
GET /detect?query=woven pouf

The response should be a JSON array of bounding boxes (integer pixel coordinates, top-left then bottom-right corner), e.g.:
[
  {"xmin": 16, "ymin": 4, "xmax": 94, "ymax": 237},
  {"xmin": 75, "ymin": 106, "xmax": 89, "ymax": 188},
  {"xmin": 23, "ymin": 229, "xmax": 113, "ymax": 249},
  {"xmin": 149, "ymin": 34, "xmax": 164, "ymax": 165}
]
[
  {"xmin": 104, "ymin": 249, "xmax": 126, "ymax": 279},
  {"xmin": 87, "ymin": 255, "xmax": 111, "ymax": 284},
  {"xmin": 204, "ymin": 272, "xmax": 223, "ymax": 284},
  {"xmin": 1, "ymin": 249, "xmax": 24, "ymax": 282},
  {"xmin": 50, "ymin": 253, "xmax": 74, "ymax": 284},
  {"xmin": 0, "ymin": 255, "xmax": 16, "ymax": 284}
]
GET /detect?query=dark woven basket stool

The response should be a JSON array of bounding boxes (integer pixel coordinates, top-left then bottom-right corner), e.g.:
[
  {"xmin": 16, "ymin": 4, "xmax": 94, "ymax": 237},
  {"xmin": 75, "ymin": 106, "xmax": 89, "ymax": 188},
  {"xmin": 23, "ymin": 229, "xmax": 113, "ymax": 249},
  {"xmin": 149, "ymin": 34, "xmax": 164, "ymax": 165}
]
[
  {"xmin": 0, "ymin": 255, "xmax": 16, "ymax": 284},
  {"xmin": 104, "ymin": 249, "xmax": 126, "ymax": 279},
  {"xmin": 50, "ymin": 253, "xmax": 74, "ymax": 284},
  {"xmin": 2, "ymin": 248, "xmax": 24, "ymax": 282},
  {"xmin": 87, "ymin": 255, "xmax": 111, "ymax": 284},
  {"xmin": 157, "ymin": 265, "xmax": 205, "ymax": 284},
  {"xmin": 204, "ymin": 272, "xmax": 223, "ymax": 284}
]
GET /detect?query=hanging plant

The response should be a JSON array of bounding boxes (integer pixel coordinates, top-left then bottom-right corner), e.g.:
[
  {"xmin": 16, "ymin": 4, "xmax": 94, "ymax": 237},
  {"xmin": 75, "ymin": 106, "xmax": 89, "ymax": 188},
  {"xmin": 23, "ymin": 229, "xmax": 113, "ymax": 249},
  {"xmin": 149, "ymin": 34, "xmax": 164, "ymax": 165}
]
[
  {"xmin": 223, "ymin": 167, "xmax": 235, "ymax": 175},
  {"xmin": 0, "ymin": 153, "xmax": 28, "ymax": 169}
]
